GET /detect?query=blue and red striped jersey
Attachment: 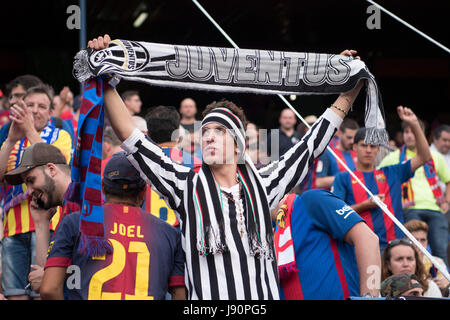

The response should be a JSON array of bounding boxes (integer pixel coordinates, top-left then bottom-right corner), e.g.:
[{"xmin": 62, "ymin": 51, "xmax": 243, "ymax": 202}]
[
  {"xmin": 332, "ymin": 160, "xmax": 413, "ymax": 249},
  {"xmin": 276, "ymin": 189, "xmax": 364, "ymax": 300},
  {"xmin": 45, "ymin": 203, "xmax": 185, "ymax": 300}
]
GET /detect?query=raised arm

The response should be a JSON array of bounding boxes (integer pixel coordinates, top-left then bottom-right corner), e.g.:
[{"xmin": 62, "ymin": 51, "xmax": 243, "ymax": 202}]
[
  {"xmin": 87, "ymin": 35, "xmax": 192, "ymax": 217},
  {"xmin": 397, "ymin": 106, "xmax": 431, "ymax": 172},
  {"xmin": 88, "ymin": 35, "xmax": 137, "ymax": 141},
  {"xmin": 261, "ymin": 72, "xmax": 364, "ymax": 210}
]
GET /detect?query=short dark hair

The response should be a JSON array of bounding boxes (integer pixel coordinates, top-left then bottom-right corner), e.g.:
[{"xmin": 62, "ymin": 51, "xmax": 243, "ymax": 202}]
[
  {"xmin": 24, "ymin": 84, "xmax": 54, "ymax": 110},
  {"xmin": 339, "ymin": 118, "xmax": 359, "ymax": 132},
  {"xmin": 121, "ymin": 90, "xmax": 139, "ymax": 101},
  {"xmin": 103, "ymin": 180, "xmax": 147, "ymax": 201},
  {"xmin": 145, "ymin": 105, "xmax": 180, "ymax": 143},
  {"xmin": 6, "ymin": 74, "xmax": 43, "ymax": 96},
  {"xmin": 202, "ymin": 99, "xmax": 248, "ymax": 129},
  {"xmin": 433, "ymin": 124, "xmax": 450, "ymax": 140}
]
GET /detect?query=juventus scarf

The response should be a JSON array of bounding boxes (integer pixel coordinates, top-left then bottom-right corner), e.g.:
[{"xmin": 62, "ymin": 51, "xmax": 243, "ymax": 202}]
[{"xmin": 73, "ymin": 39, "xmax": 388, "ymax": 145}]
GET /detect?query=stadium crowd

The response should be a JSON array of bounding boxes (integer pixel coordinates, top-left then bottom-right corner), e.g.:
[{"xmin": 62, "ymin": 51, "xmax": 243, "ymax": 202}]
[{"xmin": 0, "ymin": 36, "xmax": 449, "ymax": 301}]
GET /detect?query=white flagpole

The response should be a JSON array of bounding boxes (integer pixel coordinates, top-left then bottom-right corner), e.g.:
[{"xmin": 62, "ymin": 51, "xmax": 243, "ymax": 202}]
[{"xmin": 191, "ymin": 0, "xmax": 450, "ymax": 282}]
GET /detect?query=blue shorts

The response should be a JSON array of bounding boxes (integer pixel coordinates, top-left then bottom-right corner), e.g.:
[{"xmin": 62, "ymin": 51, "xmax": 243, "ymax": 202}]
[{"xmin": 1, "ymin": 232, "xmax": 39, "ymax": 298}]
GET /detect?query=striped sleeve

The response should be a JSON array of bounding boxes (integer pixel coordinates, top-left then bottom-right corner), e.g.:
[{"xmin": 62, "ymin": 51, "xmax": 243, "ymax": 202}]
[
  {"xmin": 259, "ymin": 108, "xmax": 342, "ymax": 210},
  {"xmin": 121, "ymin": 128, "xmax": 193, "ymax": 221}
]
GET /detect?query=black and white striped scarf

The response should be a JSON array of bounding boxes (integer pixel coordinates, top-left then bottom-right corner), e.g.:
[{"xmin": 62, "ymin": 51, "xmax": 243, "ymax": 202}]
[{"xmin": 73, "ymin": 39, "xmax": 388, "ymax": 145}]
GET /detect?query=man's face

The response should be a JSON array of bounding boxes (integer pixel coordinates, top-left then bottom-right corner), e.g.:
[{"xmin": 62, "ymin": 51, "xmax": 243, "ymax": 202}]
[
  {"xmin": 22, "ymin": 166, "xmax": 58, "ymax": 210},
  {"xmin": 24, "ymin": 92, "xmax": 52, "ymax": 132},
  {"xmin": 388, "ymin": 245, "xmax": 416, "ymax": 275},
  {"xmin": 353, "ymin": 141, "xmax": 379, "ymax": 167},
  {"xmin": 339, "ymin": 128, "xmax": 357, "ymax": 151},
  {"xmin": 411, "ymin": 230, "xmax": 428, "ymax": 252},
  {"xmin": 180, "ymin": 99, "xmax": 197, "ymax": 119},
  {"xmin": 125, "ymin": 94, "xmax": 142, "ymax": 115},
  {"xmin": 434, "ymin": 130, "xmax": 450, "ymax": 155},
  {"xmin": 201, "ymin": 123, "xmax": 237, "ymax": 166},
  {"xmin": 403, "ymin": 126, "xmax": 416, "ymax": 149},
  {"xmin": 8, "ymin": 84, "xmax": 27, "ymax": 105},
  {"xmin": 279, "ymin": 109, "xmax": 296, "ymax": 131}
]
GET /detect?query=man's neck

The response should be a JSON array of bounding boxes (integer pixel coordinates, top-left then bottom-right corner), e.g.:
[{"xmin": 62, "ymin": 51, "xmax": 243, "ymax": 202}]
[
  {"xmin": 60, "ymin": 175, "xmax": 74, "ymax": 205},
  {"xmin": 105, "ymin": 195, "xmax": 141, "ymax": 207},
  {"xmin": 210, "ymin": 163, "xmax": 238, "ymax": 188},
  {"xmin": 356, "ymin": 161, "xmax": 374, "ymax": 172},
  {"xmin": 337, "ymin": 143, "xmax": 349, "ymax": 153},
  {"xmin": 406, "ymin": 145, "xmax": 417, "ymax": 153},
  {"xmin": 281, "ymin": 127, "xmax": 294, "ymax": 136},
  {"xmin": 181, "ymin": 117, "xmax": 195, "ymax": 125}
]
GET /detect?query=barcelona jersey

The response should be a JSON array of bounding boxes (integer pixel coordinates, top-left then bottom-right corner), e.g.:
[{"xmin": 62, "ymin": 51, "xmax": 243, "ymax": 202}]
[
  {"xmin": 45, "ymin": 203, "xmax": 185, "ymax": 300},
  {"xmin": 332, "ymin": 160, "xmax": 413, "ymax": 249},
  {"xmin": 276, "ymin": 190, "xmax": 364, "ymax": 300}
]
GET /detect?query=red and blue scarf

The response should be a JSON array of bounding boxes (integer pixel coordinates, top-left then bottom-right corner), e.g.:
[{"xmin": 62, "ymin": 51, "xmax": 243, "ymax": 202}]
[
  {"xmin": 399, "ymin": 145, "xmax": 444, "ymax": 208},
  {"xmin": 68, "ymin": 77, "xmax": 112, "ymax": 257}
]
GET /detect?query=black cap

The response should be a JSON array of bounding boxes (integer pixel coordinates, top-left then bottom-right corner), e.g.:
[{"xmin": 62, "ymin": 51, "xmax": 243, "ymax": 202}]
[
  {"xmin": 103, "ymin": 152, "xmax": 146, "ymax": 191},
  {"xmin": 5, "ymin": 143, "xmax": 67, "ymax": 185}
]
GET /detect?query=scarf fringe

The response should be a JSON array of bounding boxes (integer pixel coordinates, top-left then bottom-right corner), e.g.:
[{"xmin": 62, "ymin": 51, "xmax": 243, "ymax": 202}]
[
  {"xmin": 73, "ymin": 49, "xmax": 94, "ymax": 83},
  {"xmin": 364, "ymin": 127, "xmax": 389, "ymax": 145},
  {"xmin": 278, "ymin": 262, "xmax": 299, "ymax": 280},
  {"xmin": 78, "ymin": 234, "xmax": 113, "ymax": 257}
]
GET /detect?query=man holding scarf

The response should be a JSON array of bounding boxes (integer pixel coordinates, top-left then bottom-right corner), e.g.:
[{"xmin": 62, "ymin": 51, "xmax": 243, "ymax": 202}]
[
  {"xmin": 85, "ymin": 34, "xmax": 365, "ymax": 300},
  {"xmin": 0, "ymin": 84, "xmax": 72, "ymax": 300}
]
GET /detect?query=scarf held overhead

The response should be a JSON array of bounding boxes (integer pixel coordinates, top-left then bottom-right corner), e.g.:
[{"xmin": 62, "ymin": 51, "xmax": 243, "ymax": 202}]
[{"xmin": 73, "ymin": 39, "xmax": 388, "ymax": 145}]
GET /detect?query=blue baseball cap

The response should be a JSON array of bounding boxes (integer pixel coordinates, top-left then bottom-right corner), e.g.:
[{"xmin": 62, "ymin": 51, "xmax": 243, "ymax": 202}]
[{"xmin": 103, "ymin": 152, "xmax": 146, "ymax": 191}]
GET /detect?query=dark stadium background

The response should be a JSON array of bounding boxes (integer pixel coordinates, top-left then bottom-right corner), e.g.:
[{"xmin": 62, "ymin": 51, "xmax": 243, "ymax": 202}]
[{"xmin": 0, "ymin": 0, "xmax": 448, "ymax": 139}]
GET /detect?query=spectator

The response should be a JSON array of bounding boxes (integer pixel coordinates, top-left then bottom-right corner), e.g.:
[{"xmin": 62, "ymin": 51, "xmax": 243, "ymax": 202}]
[
  {"xmin": 4, "ymin": 143, "xmax": 80, "ymax": 295},
  {"xmin": 178, "ymin": 97, "xmax": 199, "ymax": 135},
  {"xmin": 273, "ymin": 189, "xmax": 380, "ymax": 300},
  {"xmin": 316, "ymin": 118, "xmax": 359, "ymax": 190},
  {"xmin": 91, "ymin": 35, "xmax": 364, "ymax": 299},
  {"xmin": 268, "ymin": 108, "xmax": 302, "ymax": 158},
  {"xmin": 404, "ymin": 219, "xmax": 450, "ymax": 296},
  {"xmin": 245, "ymin": 122, "xmax": 269, "ymax": 168},
  {"xmin": 380, "ymin": 273, "xmax": 424, "ymax": 298},
  {"xmin": 1, "ymin": 76, "xmax": 74, "ymax": 149},
  {"xmin": 381, "ymin": 238, "xmax": 442, "ymax": 297},
  {"xmin": 333, "ymin": 106, "xmax": 431, "ymax": 250},
  {"xmin": 430, "ymin": 125, "xmax": 450, "ymax": 193},
  {"xmin": 121, "ymin": 90, "xmax": 142, "ymax": 116},
  {"xmin": 39, "ymin": 152, "xmax": 186, "ymax": 300},
  {"xmin": 101, "ymin": 126, "xmax": 123, "ymax": 176},
  {"xmin": 0, "ymin": 84, "xmax": 72, "ymax": 299},
  {"xmin": 143, "ymin": 105, "xmax": 201, "ymax": 227},
  {"xmin": 379, "ymin": 113, "xmax": 450, "ymax": 267},
  {"xmin": 177, "ymin": 98, "xmax": 201, "ymax": 157}
]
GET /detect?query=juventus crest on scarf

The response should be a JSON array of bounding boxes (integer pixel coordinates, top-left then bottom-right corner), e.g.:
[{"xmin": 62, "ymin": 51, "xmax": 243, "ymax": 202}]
[{"xmin": 73, "ymin": 39, "xmax": 388, "ymax": 145}]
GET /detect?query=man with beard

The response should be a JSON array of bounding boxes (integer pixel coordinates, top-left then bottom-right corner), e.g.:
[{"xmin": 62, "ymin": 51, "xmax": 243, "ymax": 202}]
[
  {"xmin": 0, "ymin": 84, "xmax": 72, "ymax": 300},
  {"xmin": 3, "ymin": 143, "xmax": 77, "ymax": 297}
]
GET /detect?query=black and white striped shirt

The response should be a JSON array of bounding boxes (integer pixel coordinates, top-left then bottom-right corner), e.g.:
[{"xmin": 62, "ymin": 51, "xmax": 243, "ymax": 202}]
[{"xmin": 121, "ymin": 108, "xmax": 342, "ymax": 300}]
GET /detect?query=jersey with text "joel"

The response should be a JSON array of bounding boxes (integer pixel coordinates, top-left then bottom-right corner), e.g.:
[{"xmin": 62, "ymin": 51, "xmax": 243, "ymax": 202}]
[
  {"xmin": 277, "ymin": 189, "xmax": 364, "ymax": 300},
  {"xmin": 332, "ymin": 160, "xmax": 413, "ymax": 249},
  {"xmin": 45, "ymin": 203, "xmax": 185, "ymax": 300}
]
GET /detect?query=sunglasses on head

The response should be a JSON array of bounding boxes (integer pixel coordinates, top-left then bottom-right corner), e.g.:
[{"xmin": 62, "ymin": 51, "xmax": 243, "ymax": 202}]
[{"xmin": 387, "ymin": 238, "xmax": 413, "ymax": 247}]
